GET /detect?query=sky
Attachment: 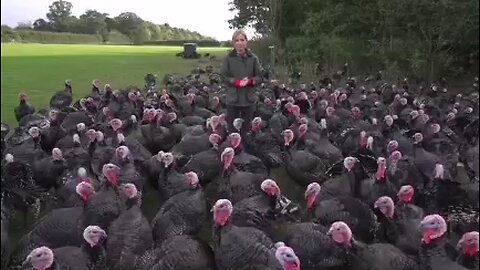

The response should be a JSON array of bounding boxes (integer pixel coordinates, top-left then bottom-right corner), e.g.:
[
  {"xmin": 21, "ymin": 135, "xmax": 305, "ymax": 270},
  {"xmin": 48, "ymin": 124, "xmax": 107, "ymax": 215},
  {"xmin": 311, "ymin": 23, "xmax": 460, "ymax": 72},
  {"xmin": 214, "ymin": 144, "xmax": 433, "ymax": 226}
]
[{"xmin": 0, "ymin": 0, "xmax": 256, "ymax": 41}]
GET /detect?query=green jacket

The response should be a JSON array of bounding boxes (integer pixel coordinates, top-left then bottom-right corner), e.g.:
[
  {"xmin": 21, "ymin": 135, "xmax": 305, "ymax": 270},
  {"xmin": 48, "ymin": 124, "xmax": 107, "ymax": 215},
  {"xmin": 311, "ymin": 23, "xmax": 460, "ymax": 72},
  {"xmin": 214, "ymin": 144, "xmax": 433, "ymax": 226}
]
[{"xmin": 220, "ymin": 49, "xmax": 263, "ymax": 106}]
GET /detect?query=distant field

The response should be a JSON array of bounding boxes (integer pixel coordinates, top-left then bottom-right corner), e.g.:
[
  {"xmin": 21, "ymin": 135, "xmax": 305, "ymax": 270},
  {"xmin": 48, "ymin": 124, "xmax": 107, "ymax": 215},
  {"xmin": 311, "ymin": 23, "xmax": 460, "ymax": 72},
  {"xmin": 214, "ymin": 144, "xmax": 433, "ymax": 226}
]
[{"xmin": 1, "ymin": 43, "xmax": 229, "ymax": 125}]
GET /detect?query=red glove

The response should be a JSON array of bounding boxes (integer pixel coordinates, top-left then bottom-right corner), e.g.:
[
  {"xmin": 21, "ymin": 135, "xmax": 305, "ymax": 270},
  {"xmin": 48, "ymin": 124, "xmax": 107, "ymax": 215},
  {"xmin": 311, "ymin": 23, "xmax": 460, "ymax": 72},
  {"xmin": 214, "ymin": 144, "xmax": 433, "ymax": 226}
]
[
  {"xmin": 234, "ymin": 80, "xmax": 243, "ymax": 88},
  {"xmin": 248, "ymin": 79, "xmax": 255, "ymax": 86}
]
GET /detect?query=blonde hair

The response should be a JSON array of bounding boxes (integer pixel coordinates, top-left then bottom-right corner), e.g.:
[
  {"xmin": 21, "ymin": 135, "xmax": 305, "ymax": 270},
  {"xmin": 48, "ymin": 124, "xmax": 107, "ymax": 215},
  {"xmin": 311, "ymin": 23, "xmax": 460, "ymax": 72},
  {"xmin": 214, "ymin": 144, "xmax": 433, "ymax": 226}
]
[{"xmin": 232, "ymin": 29, "xmax": 248, "ymax": 41}]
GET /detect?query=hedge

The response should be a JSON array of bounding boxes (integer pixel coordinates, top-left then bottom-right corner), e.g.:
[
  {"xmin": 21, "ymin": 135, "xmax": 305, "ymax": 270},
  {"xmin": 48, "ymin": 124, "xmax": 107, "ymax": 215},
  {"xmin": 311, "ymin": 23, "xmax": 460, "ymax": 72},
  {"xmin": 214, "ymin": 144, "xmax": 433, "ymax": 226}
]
[
  {"xmin": 1, "ymin": 29, "xmax": 131, "ymax": 44},
  {"xmin": 0, "ymin": 30, "xmax": 221, "ymax": 47},
  {"xmin": 142, "ymin": 40, "xmax": 222, "ymax": 47}
]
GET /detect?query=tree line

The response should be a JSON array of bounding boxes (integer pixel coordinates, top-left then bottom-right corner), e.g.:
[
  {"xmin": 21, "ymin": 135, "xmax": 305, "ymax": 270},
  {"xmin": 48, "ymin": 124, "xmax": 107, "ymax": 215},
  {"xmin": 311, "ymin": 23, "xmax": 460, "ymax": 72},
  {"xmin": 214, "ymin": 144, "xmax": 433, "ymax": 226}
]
[
  {"xmin": 229, "ymin": 0, "xmax": 479, "ymax": 83},
  {"xmin": 6, "ymin": 0, "xmax": 215, "ymax": 44}
]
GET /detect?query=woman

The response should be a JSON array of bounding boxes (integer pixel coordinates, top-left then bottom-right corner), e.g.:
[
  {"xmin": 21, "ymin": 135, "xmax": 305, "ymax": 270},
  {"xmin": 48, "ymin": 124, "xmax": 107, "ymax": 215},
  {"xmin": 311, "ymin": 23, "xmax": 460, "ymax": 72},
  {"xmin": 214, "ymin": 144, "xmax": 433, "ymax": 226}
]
[{"xmin": 221, "ymin": 29, "xmax": 263, "ymax": 134}]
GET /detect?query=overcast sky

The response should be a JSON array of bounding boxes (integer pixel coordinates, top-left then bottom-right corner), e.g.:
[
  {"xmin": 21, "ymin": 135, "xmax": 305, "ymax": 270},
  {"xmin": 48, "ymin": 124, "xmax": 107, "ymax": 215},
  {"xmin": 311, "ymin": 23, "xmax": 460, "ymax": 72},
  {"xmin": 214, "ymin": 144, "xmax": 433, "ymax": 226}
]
[{"xmin": 1, "ymin": 0, "xmax": 255, "ymax": 40}]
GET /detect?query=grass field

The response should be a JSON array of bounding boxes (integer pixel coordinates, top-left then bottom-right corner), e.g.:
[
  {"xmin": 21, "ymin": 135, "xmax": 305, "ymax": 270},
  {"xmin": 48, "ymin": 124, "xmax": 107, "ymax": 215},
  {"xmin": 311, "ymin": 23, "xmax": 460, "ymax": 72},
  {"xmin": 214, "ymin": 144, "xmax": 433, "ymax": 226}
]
[{"xmin": 1, "ymin": 43, "xmax": 230, "ymax": 125}]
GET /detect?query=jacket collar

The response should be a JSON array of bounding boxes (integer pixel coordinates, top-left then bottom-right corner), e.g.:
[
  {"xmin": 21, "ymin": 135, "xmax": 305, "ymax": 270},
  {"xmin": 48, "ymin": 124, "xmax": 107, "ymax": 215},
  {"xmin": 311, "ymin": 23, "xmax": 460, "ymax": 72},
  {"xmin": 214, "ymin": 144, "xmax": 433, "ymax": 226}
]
[{"xmin": 229, "ymin": 48, "xmax": 253, "ymax": 58}]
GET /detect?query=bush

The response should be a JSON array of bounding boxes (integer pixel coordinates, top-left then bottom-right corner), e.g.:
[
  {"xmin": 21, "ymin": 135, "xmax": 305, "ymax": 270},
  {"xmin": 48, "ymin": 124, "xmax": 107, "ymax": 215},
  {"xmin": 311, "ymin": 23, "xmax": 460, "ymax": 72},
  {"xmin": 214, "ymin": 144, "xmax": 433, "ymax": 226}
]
[
  {"xmin": 1, "ymin": 30, "xmax": 101, "ymax": 44},
  {"xmin": 143, "ymin": 40, "xmax": 221, "ymax": 47},
  {"xmin": 248, "ymin": 37, "xmax": 276, "ymax": 64},
  {"xmin": 1, "ymin": 29, "xmax": 21, "ymax": 42},
  {"xmin": 0, "ymin": 29, "xmax": 133, "ymax": 45},
  {"xmin": 105, "ymin": 30, "xmax": 131, "ymax": 44}
]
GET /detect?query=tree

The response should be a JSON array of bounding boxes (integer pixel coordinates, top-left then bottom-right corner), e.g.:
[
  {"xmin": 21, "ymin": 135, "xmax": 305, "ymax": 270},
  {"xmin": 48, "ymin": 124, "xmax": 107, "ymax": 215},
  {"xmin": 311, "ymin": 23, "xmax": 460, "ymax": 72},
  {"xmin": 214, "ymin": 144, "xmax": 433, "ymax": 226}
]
[
  {"xmin": 46, "ymin": 0, "xmax": 74, "ymax": 32},
  {"xmin": 228, "ymin": 0, "xmax": 307, "ymax": 59},
  {"xmin": 114, "ymin": 12, "xmax": 145, "ymax": 43},
  {"xmin": 15, "ymin": 21, "xmax": 33, "ymax": 30},
  {"xmin": 79, "ymin": 9, "xmax": 108, "ymax": 35},
  {"xmin": 1, "ymin": 25, "xmax": 12, "ymax": 31},
  {"xmin": 33, "ymin": 19, "xmax": 52, "ymax": 31},
  {"xmin": 145, "ymin": 22, "xmax": 163, "ymax": 41},
  {"xmin": 131, "ymin": 23, "xmax": 149, "ymax": 44},
  {"xmin": 105, "ymin": 17, "xmax": 117, "ymax": 32},
  {"xmin": 228, "ymin": 0, "xmax": 271, "ymax": 35}
]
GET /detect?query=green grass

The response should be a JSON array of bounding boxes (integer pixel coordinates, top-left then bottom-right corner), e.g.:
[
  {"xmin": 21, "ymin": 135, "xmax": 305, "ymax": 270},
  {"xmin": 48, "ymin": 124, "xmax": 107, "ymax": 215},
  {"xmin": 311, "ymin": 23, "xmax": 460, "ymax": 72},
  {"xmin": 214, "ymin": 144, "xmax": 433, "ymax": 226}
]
[{"xmin": 1, "ymin": 43, "xmax": 230, "ymax": 125}]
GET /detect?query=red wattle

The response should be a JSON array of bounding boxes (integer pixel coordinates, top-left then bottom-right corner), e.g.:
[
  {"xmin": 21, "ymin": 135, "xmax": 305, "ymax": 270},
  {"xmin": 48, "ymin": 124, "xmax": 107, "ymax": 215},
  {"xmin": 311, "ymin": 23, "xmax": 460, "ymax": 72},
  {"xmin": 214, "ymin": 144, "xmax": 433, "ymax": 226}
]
[
  {"xmin": 359, "ymin": 137, "xmax": 367, "ymax": 147},
  {"xmin": 376, "ymin": 167, "xmax": 386, "ymax": 180},
  {"xmin": 307, "ymin": 195, "xmax": 316, "ymax": 209}
]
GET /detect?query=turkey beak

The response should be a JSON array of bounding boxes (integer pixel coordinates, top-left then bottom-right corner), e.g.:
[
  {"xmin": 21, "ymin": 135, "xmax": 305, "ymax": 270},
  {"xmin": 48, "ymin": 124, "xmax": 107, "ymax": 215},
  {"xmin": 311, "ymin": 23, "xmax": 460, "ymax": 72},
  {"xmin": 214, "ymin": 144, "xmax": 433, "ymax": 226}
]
[
  {"xmin": 101, "ymin": 231, "xmax": 108, "ymax": 240},
  {"xmin": 456, "ymin": 239, "xmax": 464, "ymax": 250},
  {"xmin": 419, "ymin": 220, "xmax": 433, "ymax": 231},
  {"xmin": 326, "ymin": 228, "xmax": 333, "ymax": 236}
]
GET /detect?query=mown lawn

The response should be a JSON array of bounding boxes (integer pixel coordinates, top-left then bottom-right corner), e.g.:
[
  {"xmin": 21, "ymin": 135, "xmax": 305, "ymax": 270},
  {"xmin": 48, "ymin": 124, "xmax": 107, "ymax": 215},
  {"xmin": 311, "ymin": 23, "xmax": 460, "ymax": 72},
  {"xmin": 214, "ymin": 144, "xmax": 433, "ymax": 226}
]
[{"xmin": 1, "ymin": 43, "xmax": 229, "ymax": 125}]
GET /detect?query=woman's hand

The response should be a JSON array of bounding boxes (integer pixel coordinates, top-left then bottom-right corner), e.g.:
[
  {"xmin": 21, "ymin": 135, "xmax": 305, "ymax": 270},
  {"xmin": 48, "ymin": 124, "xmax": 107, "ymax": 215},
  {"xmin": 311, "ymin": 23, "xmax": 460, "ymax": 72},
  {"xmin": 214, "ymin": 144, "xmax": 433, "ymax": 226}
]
[
  {"xmin": 234, "ymin": 77, "xmax": 250, "ymax": 88},
  {"xmin": 239, "ymin": 77, "xmax": 249, "ymax": 87}
]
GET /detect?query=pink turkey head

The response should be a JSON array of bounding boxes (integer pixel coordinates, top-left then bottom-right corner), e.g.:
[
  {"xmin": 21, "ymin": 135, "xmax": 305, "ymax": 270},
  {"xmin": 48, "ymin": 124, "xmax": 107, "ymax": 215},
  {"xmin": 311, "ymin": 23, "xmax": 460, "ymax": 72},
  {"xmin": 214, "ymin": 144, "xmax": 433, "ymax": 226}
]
[
  {"xmin": 221, "ymin": 147, "xmax": 235, "ymax": 169},
  {"xmin": 212, "ymin": 199, "xmax": 233, "ymax": 227},
  {"xmin": 251, "ymin": 117, "xmax": 263, "ymax": 132},
  {"xmin": 83, "ymin": 225, "xmax": 107, "ymax": 247},
  {"xmin": 102, "ymin": 163, "xmax": 120, "ymax": 186},
  {"xmin": 24, "ymin": 246, "xmax": 54, "ymax": 270},
  {"xmin": 185, "ymin": 171, "xmax": 199, "ymax": 188},
  {"xmin": 374, "ymin": 196, "xmax": 395, "ymax": 218},
  {"xmin": 109, "ymin": 118, "xmax": 123, "ymax": 132},
  {"xmin": 457, "ymin": 231, "xmax": 479, "ymax": 257},
  {"xmin": 75, "ymin": 181, "xmax": 95, "ymax": 202},
  {"xmin": 229, "ymin": 133, "xmax": 242, "ymax": 149},
  {"xmin": 282, "ymin": 129, "xmax": 294, "ymax": 146},
  {"xmin": 274, "ymin": 242, "xmax": 301, "ymax": 270},
  {"xmin": 327, "ymin": 221, "xmax": 353, "ymax": 246},
  {"xmin": 420, "ymin": 214, "xmax": 447, "ymax": 244},
  {"xmin": 260, "ymin": 179, "xmax": 281, "ymax": 198},
  {"xmin": 119, "ymin": 183, "xmax": 138, "ymax": 199},
  {"xmin": 397, "ymin": 185, "xmax": 414, "ymax": 204},
  {"xmin": 209, "ymin": 133, "xmax": 222, "ymax": 148}
]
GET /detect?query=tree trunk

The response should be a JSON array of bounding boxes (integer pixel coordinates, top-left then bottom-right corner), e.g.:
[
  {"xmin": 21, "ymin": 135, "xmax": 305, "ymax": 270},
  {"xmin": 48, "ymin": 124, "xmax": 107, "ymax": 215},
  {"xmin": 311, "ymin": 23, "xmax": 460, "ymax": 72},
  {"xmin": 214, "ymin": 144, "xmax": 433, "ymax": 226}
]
[{"xmin": 427, "ymin": 38, "xmax": 435, "ymax": 84}]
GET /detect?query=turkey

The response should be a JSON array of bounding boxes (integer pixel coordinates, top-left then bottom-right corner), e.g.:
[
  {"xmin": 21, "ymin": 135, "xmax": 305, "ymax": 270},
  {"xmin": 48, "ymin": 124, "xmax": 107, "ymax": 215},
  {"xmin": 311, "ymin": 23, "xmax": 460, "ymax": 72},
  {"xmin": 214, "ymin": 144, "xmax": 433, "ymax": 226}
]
[
  {"xmin": 1, "ymin": 153, "xmax": 48, "ymax": 226},
  {"xmin": 271, "ymin": 221, "xmax": 348, "ymax": 270},
  {"xmin": 22, "ymin": 225, "xmax": 107, "ymax": 270},
  {"xmin": 358, "ymin": 156, "xmax": 398, "ymax": 207},
  {"xmin": 373, "ymin": 196, "xmax": 423, "ymax": 256},
  {"xmin": 49, "ymin": 80, "xmax": 73, "ymax": 110},
  {"xmin": 32, "ymin": 147, "xmax": 67, "ymax": 191},
  {"xmin": 418, "ymin": 214, "xmax": 468, "ymax": 270},
  {"xmin": 106, "ymin": 183, "xmax": 153, "ymax": 270},
  {"xmin": 455, "ymin": 231, "xmax": 479, "ymax": 269},
  {"xmin": 211, "ymin": 199, "xmax": 284, "ymax": 270},
  {"xmin": 282, "ymin": 129, "xmax": 327, "ymax": 186},
  {"xmin": 14, "ymin": 93, "xmax": 36, "ymax": 124},
  {"xmin": 243, "ymin": 117, "xmax": 284, "ymax": 175},
  {"xmin": 180, "ymin": 133, "xmax": 223, "ymax": 186},
  {"xmin": 216, "ymin": 147, "xmax": 264, "ymax": 204},
  {"xmin": 231, "ymin": 178, "xmax": 301, "ymax": 234},
  {"xmin": 327, "ymin": 221, "xmax": 420, "ymax": 270},
  {"xmin": 133, "ymin": 235, "xmax": 217, "ymax": 270},
  {"xmin": 5, "ymin": 126, "xmax": 45, "ymax": 166},
  {"xmin": 304, "ymin": 182, "xmax": 379, "ymax": 243},
  {"xmin": 78, "ymin": 163, "xmax": 125, "ymax": 234},
  {"xmin": 222, "ymin": 132, "xmax": 268, "ymax": 176},
  {"xmin": 7, "ymin": 181, "xmax": 95, "ymax": 269},
  {"xmin": 154, "ymin": 151, "xmax": 194, "ymax": 202},
  {"xmin": 150, "ymin": 171, "xmax": 206, "ymax": 245}
]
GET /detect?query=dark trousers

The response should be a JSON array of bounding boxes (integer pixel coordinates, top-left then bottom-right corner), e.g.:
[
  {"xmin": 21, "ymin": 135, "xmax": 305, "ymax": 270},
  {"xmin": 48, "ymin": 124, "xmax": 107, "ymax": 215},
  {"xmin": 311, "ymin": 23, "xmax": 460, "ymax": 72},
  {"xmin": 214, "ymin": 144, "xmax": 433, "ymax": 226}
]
[{"xmin": 226, "ymin": 105, "xmax": 254, "ymax": 135}]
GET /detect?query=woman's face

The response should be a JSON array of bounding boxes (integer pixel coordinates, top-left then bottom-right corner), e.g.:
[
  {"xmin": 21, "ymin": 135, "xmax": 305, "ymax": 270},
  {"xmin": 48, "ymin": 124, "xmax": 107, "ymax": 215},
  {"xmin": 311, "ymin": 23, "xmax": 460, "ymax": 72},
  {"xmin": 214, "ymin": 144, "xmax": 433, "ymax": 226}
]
[{"xmin": 233, "ymin": 34, "xmax": 247, "ymax": 54}]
